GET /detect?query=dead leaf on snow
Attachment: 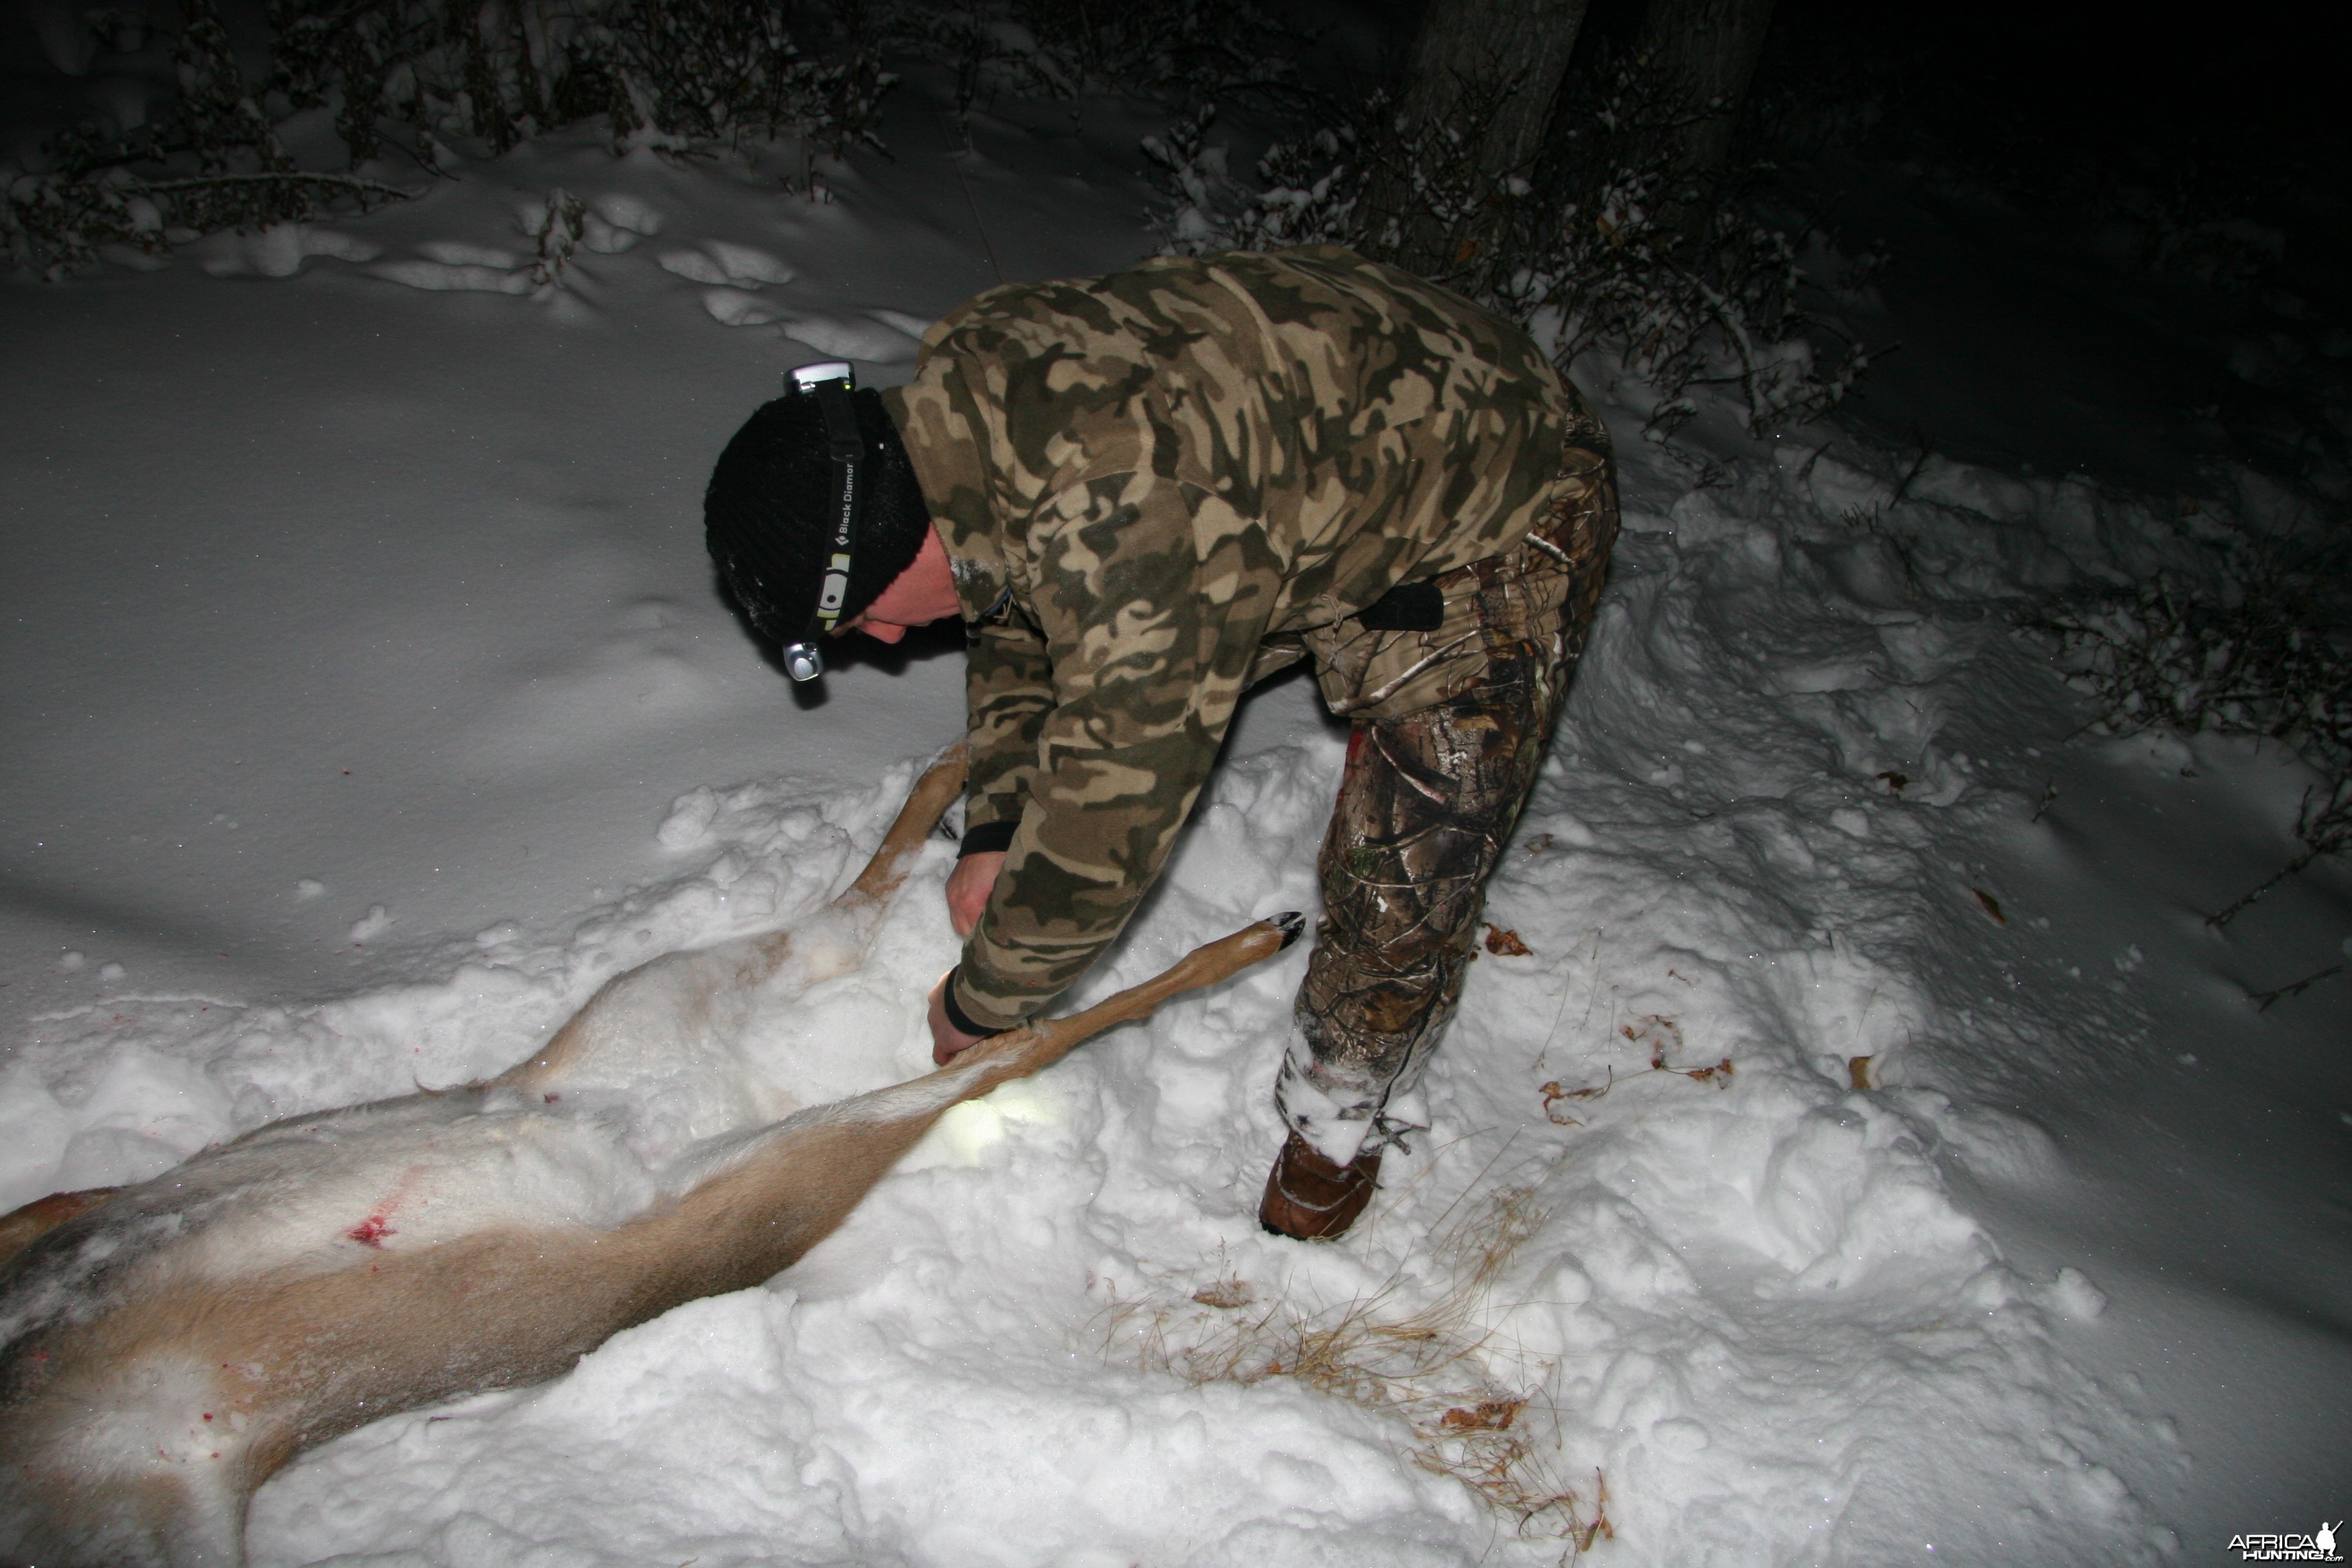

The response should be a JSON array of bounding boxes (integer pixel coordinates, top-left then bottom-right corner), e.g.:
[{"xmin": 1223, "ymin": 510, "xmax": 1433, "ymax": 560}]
[
  {"xmin": 1440, "ymin": 1399, "xmax": 1526, "ymax": 1431},
  {"xmin": 1483, "ymin": 924, "xmax": 1532, "ymax": 957}
]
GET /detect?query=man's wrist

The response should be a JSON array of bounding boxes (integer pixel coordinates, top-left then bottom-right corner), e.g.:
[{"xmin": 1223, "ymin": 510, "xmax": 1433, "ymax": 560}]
[
  {"xmin": 940, "ymin": 966, "xmax": 1010, "ymax": 1038},
  {"xmin": 959, "ymin": 820, "xmax": 1017, "ymax": 858}
]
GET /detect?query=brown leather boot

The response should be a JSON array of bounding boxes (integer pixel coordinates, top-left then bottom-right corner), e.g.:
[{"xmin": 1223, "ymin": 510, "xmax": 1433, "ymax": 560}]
[{"xmin": 1258, "ymin": 1131, "xmax": 1382, "ymax": 1240}]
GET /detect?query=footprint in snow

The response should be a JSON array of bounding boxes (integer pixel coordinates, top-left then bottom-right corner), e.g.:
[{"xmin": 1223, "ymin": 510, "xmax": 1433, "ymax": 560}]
[
  {"xmin": 657, "ymin": 242, "xmax": 852, "ymax": 336},
  {"xmin": 423, "ymin": 241, "xmax": 523, "ymax": 268},
  {"xmin": 197, "ymin": 222, "xmax": 381, "ymax": 278},
  {"xmin": 777, "ymin": 308, "xmax": 930, "ymax": 362},
  {"xmin": 373, "ymin": 241, "xmax": 536, "ymax": 295},
  {"xmin": 657, "ymin": 240, "xmax": 795, "ymax": 287},
  {"xmin": 700, "ymin": 288, "xmax": 785, "ymax": 327},
  {"xmin": 579, "ymin": 193, "xmax": 664, "ymax": 253},
  {"xmin": 869, "ymin": 307, "xmax": 934, "ymax": 340},
  {"xmin": 663, "ymin": 243, "xmax": 799, "ymax": 326},
  {"xmin": 695, "ymin": 296, "xmax": 929, "ymax": 352}
]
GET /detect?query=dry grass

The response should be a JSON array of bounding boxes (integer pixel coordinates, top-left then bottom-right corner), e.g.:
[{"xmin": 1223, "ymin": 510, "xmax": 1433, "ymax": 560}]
[
  {"xmin": 1540, "ymin": 1014, "xmax": 1733, "ymax": 1126},
  {"xmin": 1104, "ymin": 1181, "xmax": 1611, "ymax": 1557}
]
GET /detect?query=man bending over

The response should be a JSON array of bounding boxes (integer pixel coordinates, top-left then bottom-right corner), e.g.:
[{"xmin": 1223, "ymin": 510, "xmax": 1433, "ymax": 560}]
[{"xmin": 703, "ymin": 245, "xmax": 1617, "ymax": 1240}]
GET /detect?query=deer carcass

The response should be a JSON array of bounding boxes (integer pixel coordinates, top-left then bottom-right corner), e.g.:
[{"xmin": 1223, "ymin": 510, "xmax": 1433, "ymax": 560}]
[{"xmin": 0, "ymin": 749, "xmax": 1300, "ymax": 1567}]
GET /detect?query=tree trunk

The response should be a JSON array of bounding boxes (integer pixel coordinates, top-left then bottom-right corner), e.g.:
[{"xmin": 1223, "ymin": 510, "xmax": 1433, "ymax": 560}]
[
  {"xmin": 1363, "ymin": 0, "xmax": 1593, "ymax": 283},
  {"xmin": 1624, "ymin": 0, "xmax": 1778, "ymax": 237}
]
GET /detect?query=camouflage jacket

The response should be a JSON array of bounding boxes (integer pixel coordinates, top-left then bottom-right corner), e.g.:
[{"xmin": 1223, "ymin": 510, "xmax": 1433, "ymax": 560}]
[{"xmin": 881, "ymin": 246, "xmax": 1583, "ymax": 1031}]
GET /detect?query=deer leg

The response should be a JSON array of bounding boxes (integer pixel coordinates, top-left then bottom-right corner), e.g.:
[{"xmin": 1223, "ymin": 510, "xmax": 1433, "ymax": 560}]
[{"xmin": 642, "ymin": 914, "xmax": 1305, "ymax": 1284}]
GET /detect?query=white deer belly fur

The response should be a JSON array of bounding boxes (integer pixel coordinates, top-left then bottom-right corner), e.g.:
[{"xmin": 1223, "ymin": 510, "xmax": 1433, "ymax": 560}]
[
  {"xmin": 296, "ymin": 920, "xmax": 880, "ymax": 1246},
  {"xmin": 532, "ymin": 910, "xmax": 875, "ymax": 1134},
  {"xmin": 1, "ymin": 914, "xmax": 881, "ymax": 1345},
  {"xmin": 168, "ymin": 1099, "xmax": 664, "ymax": 1284}
]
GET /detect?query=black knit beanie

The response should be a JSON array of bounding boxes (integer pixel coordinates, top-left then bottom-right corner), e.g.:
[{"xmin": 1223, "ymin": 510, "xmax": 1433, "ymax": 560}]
[{"xmin": 703, "ymin": 387, "xmax": 932, "ymax": 644}]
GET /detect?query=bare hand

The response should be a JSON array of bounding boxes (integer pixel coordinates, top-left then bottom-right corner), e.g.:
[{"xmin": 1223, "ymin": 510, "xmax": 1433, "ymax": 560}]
[
  {"xmin": 944, "ymin": 850, "xmax": 1006, "ymax": 938},
  {"xmin": 927, "ymin": 970, "xmax": 991, "ymax": 1065}
]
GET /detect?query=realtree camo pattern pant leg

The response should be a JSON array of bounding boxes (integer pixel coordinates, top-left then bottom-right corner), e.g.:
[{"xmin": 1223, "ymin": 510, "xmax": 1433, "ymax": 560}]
[{"xmin": 1277, "ymin": 446, "xmax": 1617, "ymax": 1163}]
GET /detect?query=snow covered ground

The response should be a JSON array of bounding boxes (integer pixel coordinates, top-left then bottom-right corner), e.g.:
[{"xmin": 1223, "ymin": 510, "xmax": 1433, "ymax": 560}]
[{"xmin": 4, "ymin": 43, "xmax": 2348, "ymax": 1568}]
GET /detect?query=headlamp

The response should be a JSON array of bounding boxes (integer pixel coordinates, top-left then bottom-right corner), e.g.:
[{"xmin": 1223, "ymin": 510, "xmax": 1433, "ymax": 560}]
[{"xmin": 779, "ymin": 360, "xmax": 861, "ymax": 683}]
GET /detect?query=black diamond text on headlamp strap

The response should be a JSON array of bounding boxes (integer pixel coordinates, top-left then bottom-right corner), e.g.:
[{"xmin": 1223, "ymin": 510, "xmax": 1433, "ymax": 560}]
[{"xmin": 806, "ymin": 377, "xmax": 863, "ymax": 637}]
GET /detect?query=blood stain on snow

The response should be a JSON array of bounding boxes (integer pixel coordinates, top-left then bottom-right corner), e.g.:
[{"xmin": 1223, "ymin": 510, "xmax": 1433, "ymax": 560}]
[{"xmin": 346, "ymin": 1214, "xmax": 397, "ymax": 1248}]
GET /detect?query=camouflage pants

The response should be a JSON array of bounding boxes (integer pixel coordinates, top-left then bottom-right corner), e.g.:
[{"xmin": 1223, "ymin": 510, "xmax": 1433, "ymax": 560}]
[{"xmin": 1277, "ymin": 448, "xmax": 1617, "ymax": 1163}]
